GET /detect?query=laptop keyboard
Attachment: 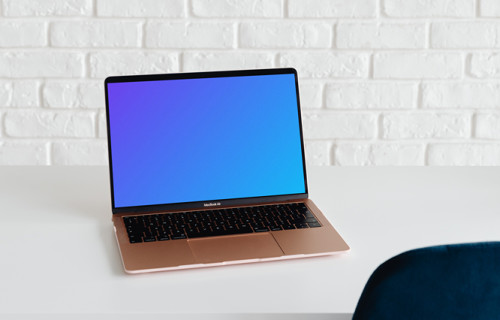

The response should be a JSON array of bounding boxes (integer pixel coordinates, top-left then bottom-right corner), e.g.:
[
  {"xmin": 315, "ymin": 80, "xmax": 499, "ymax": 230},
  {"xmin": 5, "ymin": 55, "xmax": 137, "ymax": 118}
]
[{"xmin": 123, "ymin": 203, "xmax": 321, "ymax": 243}]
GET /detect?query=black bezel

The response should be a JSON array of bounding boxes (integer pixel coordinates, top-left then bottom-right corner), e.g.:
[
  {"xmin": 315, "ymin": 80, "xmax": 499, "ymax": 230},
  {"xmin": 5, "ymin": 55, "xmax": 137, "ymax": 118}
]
[{"xmin": 104, "ymin": 68, "xmax": 309, "ymax": 214}]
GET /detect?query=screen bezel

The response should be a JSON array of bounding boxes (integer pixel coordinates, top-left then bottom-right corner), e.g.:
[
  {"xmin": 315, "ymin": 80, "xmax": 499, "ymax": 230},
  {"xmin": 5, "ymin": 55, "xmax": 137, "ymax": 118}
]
[{"xmin": 105, "ymin": 68, "xmax": 309, "ymax": 214}]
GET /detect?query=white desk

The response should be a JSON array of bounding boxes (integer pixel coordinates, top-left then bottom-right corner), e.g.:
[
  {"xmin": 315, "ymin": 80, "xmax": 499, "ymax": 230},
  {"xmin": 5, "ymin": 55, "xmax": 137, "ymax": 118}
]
[{"xmin": 1, "ymin": 167, "xmax": 499, "ymax": 317}]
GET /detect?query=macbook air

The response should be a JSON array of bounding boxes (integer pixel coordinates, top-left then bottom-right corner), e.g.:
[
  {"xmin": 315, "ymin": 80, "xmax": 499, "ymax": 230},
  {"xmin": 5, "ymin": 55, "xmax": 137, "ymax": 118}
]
[{"xmin": 104, "ymin": 68, "xmax": 349, "ymax": 273}]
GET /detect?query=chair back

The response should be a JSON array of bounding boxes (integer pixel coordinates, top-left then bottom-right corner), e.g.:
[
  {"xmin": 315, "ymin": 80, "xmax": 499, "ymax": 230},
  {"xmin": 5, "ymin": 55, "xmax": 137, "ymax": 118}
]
[{"xmin": 353, "ymin": 242, "xmax": 500, "ymax": 320}]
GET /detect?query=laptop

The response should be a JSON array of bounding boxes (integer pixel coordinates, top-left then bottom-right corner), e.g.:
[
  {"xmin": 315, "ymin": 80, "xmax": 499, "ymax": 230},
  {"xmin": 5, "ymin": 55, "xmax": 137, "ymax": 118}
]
[{"xmin": 104, "ymin": 68, "xmax": 349, "ymax": 273}]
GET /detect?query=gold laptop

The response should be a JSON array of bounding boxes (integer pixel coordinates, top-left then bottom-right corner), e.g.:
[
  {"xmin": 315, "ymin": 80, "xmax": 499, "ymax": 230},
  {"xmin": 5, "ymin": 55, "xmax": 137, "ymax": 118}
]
[{"xmin": 104, "ymin": 68, "xmax": 349, "ymax": 273}]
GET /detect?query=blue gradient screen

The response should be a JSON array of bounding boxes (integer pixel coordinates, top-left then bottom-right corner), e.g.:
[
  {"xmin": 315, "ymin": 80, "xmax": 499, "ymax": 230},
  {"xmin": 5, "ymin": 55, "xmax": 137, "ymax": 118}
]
[{"xmin": 107, "ymin": 73, "xmax": 306, "ymax": 208}]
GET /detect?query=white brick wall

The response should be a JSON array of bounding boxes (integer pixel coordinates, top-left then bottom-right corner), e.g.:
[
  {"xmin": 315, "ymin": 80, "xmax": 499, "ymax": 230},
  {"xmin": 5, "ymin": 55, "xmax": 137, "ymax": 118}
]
[
  {"xmin": 89, "ymin": 51, "xmax": 179, "ymax": 78},
  {"xmin": 43, "ymin": 81, "xmax": 103, "ymax": 109},
  {"xmin": 0, "ymin": 52, "xmax": 85, "ymax": 78},
  {"xmin": 50, "ymin": 21, "xmax": 142, "ymax": 48},
  {"xmin": 4, "ymin": 0, "xmax": 92, "ymax": 17},
  {"xmin": 288, "ymin": 0, "xmax": 376, "ymax": 18},
  {"xmin": 428, "ymin": 144, "xmax": 500, "ymax": 165},
  {"xmin": 336, "ymin": 23, "xmax": 425, "ymax": 49},
  {"xmin": 183, "ymin": 51, "xmax": 274, "ymax": 72},
  {"xmin": 1, "ymin": 0, "xmax": 500, "ymax": 166},
  {"xmin": 192, "ymin": 0, "xmax": 282, "ymax": 18},
  {"xmin": 97, "ymin": 0, "xmax": 186, "ymax": 18},
  {"xmin": 334, "ymin": 143, "xmax": 425, "ymax": 166},
  {"xmin": 422, "ymin": 82, "xmax": 500, "ymax": 108},
  {"xmin": 481, "ymin": 0, "xmax": 500, "ymax": 17},
  {"xmin": 302, "ymin": 112, "xmax": 376, "ymax": 139},
  {"xmin": 382, "ymin": 112, "xmax": 471, "ymax": 139},
  {"xmin": 470, "ymin": 53, "xmax": 500, "ymax": 78},
  {"xmin": 4, "ymin": 111, "xmax": 95, "ymax": 138},
  {"xmin": 0, "ymin": 80, "xmax": 40, "ymax": 107},
  {"xmin": 51, "ymin": 140, "xmax": 107, "ymax": 165},
  {"xmin": 383, "ymin": 0, "xmax": 474, "ymax": 18},
  {"xmin": 475, "ymin": 113, "xmax": 500, "ymax": 139},
  {"xmin": 145, "ymin": 22, "xmax": 235, "ymax": 48},
  {"xmin": 280, "ymin": 52, "xmax": 370, "ymax": 78},
  {"xmin": 325, "ymin": 82, "xmax": 418, "ymax": 109},
  {"xmin": 431, "ymin": 22, "xmax": 500, "ymax": 48},
  {"xmin": 240, "ymin": 22, "xmax": 332, "ymax": 48},
  {"xmin": 0, "ymin": 22, "xmax": 47, "ymax": 47},
  {"xmin": 0, "ymin": 141, "xmax": 48, "ymax": 165},
  {"xmin": 373, "ymin": 52, "xmax": 463, "ymax": 79}
]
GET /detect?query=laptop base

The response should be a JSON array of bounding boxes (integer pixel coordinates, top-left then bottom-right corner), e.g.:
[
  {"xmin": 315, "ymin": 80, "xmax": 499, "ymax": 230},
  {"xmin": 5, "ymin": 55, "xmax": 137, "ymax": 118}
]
[{"xmin": 114, "ymin": 199, "xmax": 349, "ymax": 274}]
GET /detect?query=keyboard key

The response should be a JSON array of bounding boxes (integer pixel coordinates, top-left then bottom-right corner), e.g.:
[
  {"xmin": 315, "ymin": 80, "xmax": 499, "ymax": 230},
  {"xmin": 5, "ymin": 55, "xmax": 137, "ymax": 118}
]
[
  {"xmin": 308, "ymin": 222, "xmax": 321, "ymax": 228},
  {"xmin": 187, "ymin": 232, "xmax": 208, "ymax": 239},
  {"xmin": 171, "ymin": 234, "xmax": 187, "ymax": 240},
  {"xmin": 304, "ymin": 210, "xmax": 314, "ymax": 218},
  {"xmin": 128, "ymin": 235, "xmax": 142, "ymax": 243}
]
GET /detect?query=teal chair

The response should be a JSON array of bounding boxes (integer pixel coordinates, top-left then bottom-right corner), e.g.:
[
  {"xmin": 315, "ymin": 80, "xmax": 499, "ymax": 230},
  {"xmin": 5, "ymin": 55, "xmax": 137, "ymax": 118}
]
[{"xmin": 353, "ymin": 242, "xmax": 500, "ymax": 320}]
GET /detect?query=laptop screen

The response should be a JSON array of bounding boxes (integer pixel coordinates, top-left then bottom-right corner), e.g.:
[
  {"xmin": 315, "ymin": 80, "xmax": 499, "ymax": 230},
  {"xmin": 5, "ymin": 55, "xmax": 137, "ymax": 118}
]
[{"xmin": 106, "ymin": 70, "xmax": 306, "ymax": 209}]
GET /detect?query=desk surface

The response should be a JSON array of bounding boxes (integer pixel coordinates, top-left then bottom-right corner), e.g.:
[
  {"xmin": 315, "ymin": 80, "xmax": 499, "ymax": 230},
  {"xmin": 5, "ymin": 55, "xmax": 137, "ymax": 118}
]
[{"xmin": 1, "ymin": 166, "xmax": 499, "ymax": 314}]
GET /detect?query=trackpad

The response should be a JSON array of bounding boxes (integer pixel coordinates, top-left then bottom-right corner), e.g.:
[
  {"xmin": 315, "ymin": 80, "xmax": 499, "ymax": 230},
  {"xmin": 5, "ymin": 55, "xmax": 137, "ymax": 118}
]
[{"xmin": 188, "ymin": 233, "xmax": 284, "ymax": 264}]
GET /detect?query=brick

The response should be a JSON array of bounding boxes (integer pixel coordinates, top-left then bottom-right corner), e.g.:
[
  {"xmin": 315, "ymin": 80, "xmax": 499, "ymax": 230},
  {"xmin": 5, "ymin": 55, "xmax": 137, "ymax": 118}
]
[
  {"xmin": 372, "ymin": 144, "xmax": 424, "ymax": 165},
  {"xmin": 0, "ymin": 81, "xmax": 38, "ymax": 107},
  {"xmin": 382, "ymin": 112, "xmax": 470, "ymax": 139},
  {"xmin": 51, "ymin": 140, "xmax": 108, "ymax": 165},
  {"xmin": 43, "ymin": 81, "xmax": 104, "ymax": 109},
  {"xmin": 10, "ymin": 81, "xmax": 40, "ymax": 107},
  {"xmin": 325, "ymin": 82, "xmax": 417, "ymax": 109},
  {"xmin": 431, "ymin": 22, "xmax": 500, "ymax": 48},
  {"xmin": 475, "ymin": 113, "xmax": 500, "ymax": 139},
  {"xmin": 0, "ymin": 82, "xmax": 12, "ymax": 106},
  {"xmin": 383, "ymin": 0, "xmax": 474, "ymax": 18},
  {"xmin": 4, "ymin": 0, "xmax": 92, "ymax": 16},
  {"xmin": 373, "ymin": 52, "xmax": 462, "ymax": 79},
  {"xmin": 0, "ymin": 21, "xmax": 47, "ymax": 47},
  {"xmin": 334, "ymin": 143, "xmax": 424, "ymax": 165},
  {"xmin": 304, "ymin": 141, "xmax": 330, "ymax": 165},
  {"xmin": 89, "ymin": 52, "xmax": 179, "ymax": 78},
  {"xmin": 337, "ymin": 23, "xmax": 425, "ymax": 49},
  {"xmin": 479, "ymin": 0, "xmax": 500, "ymax": 17},
  {"xmin": 0, "ymin": 141, "xmax": 48, "ymax": 165},
  {"xmin": 240, "ymin": 22, "xmax": 331, "ymax": 48},
  {"xmin": 428, "ymin": 143, "xmax": 500, "ymax": 165},
  {"xmin": 0, "ymin": 51, "xmax": 84, "ymax": 78},
  {"xmin": 302, "ymin": 112, "xmax": 376, "ymax": 139},
  {"xmin": 146, "ymin": 22, "xmax": 235, "ymax": 49},
  {"xmin": 193, "ymin": 0, "xmax": 282, "ymax": 17},
  {"xmin": 288, "ymin": 0, "xmax": 376, "ymax": 18},
  {"xmin": 182, "ymin": 52, "xmax": 274, "ymax": 72},
  {"xmin": 5, "ymin": 111, "xmax": 95, "ymax": 138},
  {"xmin": 334, "ymin": 143, "xmax": 371, "ymax": 166},
  {"xmin": 299, "ymin": 81, "xmax": 323, "ymax": 109},
  {"xmin": 98, "ymin": 112, "xmax": 107, "ymax": 138},
  {"xmin": 470, "ymin": 53, "xmax": 500, "ymax": 78},
  {"xmin": 51, "ymin": 21, "xmax": 140, "ymax": 48},
  {"xmin": 97, "ymin": 0, "xmax": 185, "ymax": 17},
  {"xmin": 280, "ymin": 52, "xmax": 369, "ymax": 79},
  {"xmin": 422, "ymin": 82, "xmax": 500, "ymax": 109}
]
